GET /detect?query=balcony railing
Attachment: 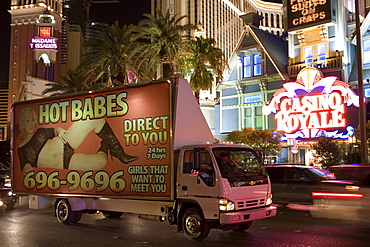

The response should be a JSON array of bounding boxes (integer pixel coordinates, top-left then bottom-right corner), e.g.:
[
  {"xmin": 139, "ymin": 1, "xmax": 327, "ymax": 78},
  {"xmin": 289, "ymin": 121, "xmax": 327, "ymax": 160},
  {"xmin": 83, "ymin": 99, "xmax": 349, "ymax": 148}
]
[{"xmin": 288, "ymin": 56, "xmax": 343, "ymax": 77}]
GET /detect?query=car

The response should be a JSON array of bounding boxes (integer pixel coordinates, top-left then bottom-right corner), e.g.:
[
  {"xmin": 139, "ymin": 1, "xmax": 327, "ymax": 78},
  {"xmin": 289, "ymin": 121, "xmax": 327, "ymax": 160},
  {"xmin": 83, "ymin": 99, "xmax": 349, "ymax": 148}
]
[
  {"xmin": 328, "ymin": 164, "xmax": 370, "ymax": 183},
  {"xmin": 309, "ymin": 166, "xmax": 370, "ymax": 222},
  {"xmin": 0, "ymin": 184, "xmax": 17, "ymax": 209},
  {"xmin": 265, "ymin": 165, "xmax": 335, "ymax": 205},
  {"xmin": 0, "ymin": 163, "xmax": 16, "ymax": 209}
]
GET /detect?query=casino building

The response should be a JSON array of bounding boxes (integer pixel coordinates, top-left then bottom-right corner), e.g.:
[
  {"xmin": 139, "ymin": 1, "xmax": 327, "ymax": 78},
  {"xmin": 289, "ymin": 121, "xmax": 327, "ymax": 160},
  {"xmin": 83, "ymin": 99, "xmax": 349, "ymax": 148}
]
[{"xmin": 217, "ymin": 1, "xmax": 370, "ymax": 164}]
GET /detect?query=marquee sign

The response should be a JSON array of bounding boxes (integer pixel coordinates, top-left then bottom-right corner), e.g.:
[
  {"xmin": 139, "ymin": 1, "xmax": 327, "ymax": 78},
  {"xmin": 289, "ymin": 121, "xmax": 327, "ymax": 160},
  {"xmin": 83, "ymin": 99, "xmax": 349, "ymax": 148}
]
[
  {"xmin": 286, "ymin": 0, "xmax": 333, "ymax": 31},
  {"xmin": 29, "ymin": 38, "xmax": 58, "ymax": 50},
  {"xmin": 263, "ymin": 67, "xmax": 360, "ymax": 140}
]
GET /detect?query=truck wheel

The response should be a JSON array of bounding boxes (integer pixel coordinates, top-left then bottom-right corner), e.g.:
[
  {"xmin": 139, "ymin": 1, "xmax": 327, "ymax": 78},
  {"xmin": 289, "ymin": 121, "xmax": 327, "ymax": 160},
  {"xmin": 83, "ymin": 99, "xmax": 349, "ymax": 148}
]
[
  {"xmin": 182, "ymin": 208, "xmax": 210, "ymax": 241},
  {"xmin": 72, "ymin": 210, "xmax": 83, "ymax": 223},
  {"xmin": 102, "ymin": 211, "xmax": 123, "ymax": 219},
  {"xmin": 6, "ymin": 199, "xmax": 16, "ymax": 209},
  {"xmin": 56, "ymin": 199, "xmax": 80, "ymax": 224},
  {"xmin": 234, "ymin": 221, "xmax": 252, "ymax": 232}
]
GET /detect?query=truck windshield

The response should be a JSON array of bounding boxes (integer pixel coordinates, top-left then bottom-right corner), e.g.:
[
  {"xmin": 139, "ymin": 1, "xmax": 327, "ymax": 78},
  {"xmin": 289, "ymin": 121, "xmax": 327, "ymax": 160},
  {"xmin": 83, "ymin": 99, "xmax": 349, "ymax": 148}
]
[{"xmin": 213, "ymin": 148, "xmax": 268, "ymax": 187}]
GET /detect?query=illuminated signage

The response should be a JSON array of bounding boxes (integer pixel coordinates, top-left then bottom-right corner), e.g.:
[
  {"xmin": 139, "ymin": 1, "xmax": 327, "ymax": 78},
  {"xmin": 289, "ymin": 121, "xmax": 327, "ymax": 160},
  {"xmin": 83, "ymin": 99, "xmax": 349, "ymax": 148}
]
[
  {"xmin": 39, "ymin": 26, "xmax": 51, "ymax": 37},
  {"xmin": 263, "ymin": 67, "xmax": 360, "ymax": 140},
  {"xmin": 29, "ymin": 38, "xmax": 58, "ymax": 49},
  {"xmin": 243, "ymin": 94, "xmax": 262, "ymax": 104},
  {"xmin": 286, "ymin": 0, "xmax": 333, "ymax": 31}
]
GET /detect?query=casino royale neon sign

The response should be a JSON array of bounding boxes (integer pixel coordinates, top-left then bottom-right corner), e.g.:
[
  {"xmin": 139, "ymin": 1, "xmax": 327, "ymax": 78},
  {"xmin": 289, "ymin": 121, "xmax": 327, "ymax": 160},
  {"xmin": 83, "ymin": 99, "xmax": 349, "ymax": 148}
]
[
  {"xmin": 276, "ymin": 92, "xmax": 345, "ymax": 133},
  {"xmin": 263, "ymin": 67, "xmax": 360, "ymax": 139}
]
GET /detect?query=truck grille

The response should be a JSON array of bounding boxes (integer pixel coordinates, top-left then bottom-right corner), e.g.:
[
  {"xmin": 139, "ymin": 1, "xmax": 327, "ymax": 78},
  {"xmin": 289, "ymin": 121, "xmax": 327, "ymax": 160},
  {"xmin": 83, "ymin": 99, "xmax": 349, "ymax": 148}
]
[{"xmin": 236, "ymin": 198, "xmax": 265, "ymax": 209}]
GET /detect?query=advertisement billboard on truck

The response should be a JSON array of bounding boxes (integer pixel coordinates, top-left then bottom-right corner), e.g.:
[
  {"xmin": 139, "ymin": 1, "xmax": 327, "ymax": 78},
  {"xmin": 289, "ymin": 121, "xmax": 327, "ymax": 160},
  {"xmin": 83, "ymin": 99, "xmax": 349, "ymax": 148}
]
[{"xmin": 12, "ymin": 80, "xmax": 173, "ymax": 199}]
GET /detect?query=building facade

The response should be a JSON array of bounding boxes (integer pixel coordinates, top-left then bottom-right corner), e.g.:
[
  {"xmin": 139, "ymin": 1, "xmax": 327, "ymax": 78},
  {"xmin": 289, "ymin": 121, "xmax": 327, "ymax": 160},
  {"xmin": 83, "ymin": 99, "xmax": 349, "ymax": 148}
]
[
  {"xmin": 5, "ymin": 0, "xmax": 91, "ymax": 139},
  {"xmin": 151, "ymin": 0, "xmax": 284, "ymax": 135},
  {"xmin": 219, "ymin": 1, "xmax": 370, "ymax": 164}
]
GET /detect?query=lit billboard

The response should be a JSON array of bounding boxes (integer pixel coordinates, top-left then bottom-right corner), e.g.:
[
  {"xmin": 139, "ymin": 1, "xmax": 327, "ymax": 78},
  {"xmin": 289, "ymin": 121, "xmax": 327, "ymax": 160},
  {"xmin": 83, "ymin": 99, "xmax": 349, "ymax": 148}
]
[
  {"xmin": 285, "ymin": 0, "xmax": 334, "ymax": 31},
  {"xmin": 29, "ymin": 38, "xmax": 58, "ymax": 49},
  {"xmin": 12, "ymin": 82, "xmax": 172, "ymax": 198},
  {"xmin": 263, "ymin": 67, "xmax": 360, "ymax": 140}
]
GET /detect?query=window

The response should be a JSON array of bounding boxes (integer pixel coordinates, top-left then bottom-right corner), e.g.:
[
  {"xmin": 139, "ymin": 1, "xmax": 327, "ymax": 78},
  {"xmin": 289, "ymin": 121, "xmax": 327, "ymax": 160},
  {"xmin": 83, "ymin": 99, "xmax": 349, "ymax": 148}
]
[
  {"xmin": 243, "ymin": 55, "xmax": 251, "ymax": 78},
  {"xmin": 242, "ymin": 54, "xmax": 262, "ymax": 78},
  {"xmin": 304, "ymin": 45, "xmax": 327, "ymax": 64},
  {"xmin": 244, "ymin": 106, "xmax": 263, "ymax": 130},
  {"xmin": 304, "ymin": 46, "xmax": 313, "ymax": 63},
  {"xmin": 364, "ymin": 39, "xmax": 370, "ymax": 64},
  {"xmin": 316, "ymin": 44, "xmax": 326, "ymax": 61},
  {"xmin": 253, "ymin": 54, "xmax": 262, "ymax": 76},
  {"xmin": 365, "ymin": 88, "xmax": 370, "ymax": 97},
  {"xmin": 270, "ymin": 13, "xmax": 274, "ymax": 27},
  {"xmin": 243, "ymin": 94, "xmax": 262, "ymax": 104},
  {"xmin": 182, "ymin": 149, "xmax": 214, "ymax": 186}
]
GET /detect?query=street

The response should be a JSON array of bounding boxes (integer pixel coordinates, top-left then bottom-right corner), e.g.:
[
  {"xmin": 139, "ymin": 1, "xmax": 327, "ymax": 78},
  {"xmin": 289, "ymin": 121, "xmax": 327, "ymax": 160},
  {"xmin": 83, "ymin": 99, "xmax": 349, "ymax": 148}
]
[{"xmin": 1, "ymin": 204, "xmax": 370, "ymax": 247}]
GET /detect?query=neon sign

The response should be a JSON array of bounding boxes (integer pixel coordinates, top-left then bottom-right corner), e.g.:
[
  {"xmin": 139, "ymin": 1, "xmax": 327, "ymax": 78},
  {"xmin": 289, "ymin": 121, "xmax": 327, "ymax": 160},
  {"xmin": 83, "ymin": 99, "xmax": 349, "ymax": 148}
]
[
  {"xmin": 263, "ymin": 67, "xmax": 360, "ymax": 140},
  {"xmin": 287, "ymin": 0, "xmax": 333, "ymax": 31},
  {"xmin": 29, "ymin": 38, "xmax": 58, "ymax": 49},
  {"xmin": 39, "ymin": 27, "xmax": 51, "ymax": 37}
]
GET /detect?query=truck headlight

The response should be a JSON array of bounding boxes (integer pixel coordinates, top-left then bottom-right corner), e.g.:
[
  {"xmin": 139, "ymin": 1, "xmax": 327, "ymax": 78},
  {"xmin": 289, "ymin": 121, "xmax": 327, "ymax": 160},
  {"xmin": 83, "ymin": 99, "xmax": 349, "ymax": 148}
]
[
  {"xmin": 219, "ymin": 198, "xmax": 235, "ymax": 211},
  {"xmin": 266, "ymin": 194, "xmax": 273, "ymax": 205}
]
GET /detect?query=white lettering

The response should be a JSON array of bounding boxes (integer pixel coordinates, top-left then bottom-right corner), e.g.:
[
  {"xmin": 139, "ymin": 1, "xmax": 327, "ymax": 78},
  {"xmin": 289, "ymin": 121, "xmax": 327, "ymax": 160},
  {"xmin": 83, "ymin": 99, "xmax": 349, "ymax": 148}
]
[{"xmin": 275, "ymin": 92, "xmax": 346, "ymax": 133}]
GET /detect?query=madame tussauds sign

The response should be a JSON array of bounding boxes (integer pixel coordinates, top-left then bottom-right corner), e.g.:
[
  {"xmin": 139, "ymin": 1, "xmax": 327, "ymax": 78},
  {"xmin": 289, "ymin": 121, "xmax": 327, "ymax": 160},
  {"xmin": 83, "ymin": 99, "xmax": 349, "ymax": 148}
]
[{"xmin": 263, "ymin": 67, "xmax": 360, "ymax": 139}]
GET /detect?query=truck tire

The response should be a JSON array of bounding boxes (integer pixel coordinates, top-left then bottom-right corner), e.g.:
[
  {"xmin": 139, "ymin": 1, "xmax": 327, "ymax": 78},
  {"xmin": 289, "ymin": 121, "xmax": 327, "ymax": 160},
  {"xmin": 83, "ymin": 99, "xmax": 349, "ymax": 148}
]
[
  {"xmin": 101, "ymin": 211, "xmax": 123, "ymax": 219},
  {"xmin": 6, "ymin": 198, "xmax": 16, "ymax": 209},
  {"xmin": 72, "ymin": 210, "xmax": 83, "ymax": 223},
  {"xmin": 182, "ymin": 208, "xmax": 210, "ymax": 241},
  {"xmin": 234, "ymin": 221, "xmax": 252, "ymax": 232},
  {"xmin": 56, "ymin": 199, "xmax": 82, "ymax": 224}
]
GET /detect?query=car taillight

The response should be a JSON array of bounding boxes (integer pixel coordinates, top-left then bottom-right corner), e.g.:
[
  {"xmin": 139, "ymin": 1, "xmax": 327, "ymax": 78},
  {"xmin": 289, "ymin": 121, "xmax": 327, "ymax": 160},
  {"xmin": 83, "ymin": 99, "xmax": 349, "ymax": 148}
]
[{"xmin": 312, "ymin": 192, "xmax": 363, "ymax": 198}]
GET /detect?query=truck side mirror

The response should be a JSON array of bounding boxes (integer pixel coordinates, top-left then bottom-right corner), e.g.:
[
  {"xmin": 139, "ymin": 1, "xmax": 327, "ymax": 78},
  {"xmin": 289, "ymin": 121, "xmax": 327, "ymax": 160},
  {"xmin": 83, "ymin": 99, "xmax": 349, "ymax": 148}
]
[{"xmin": 191, "ymin": 169, "xmax": 199, "ymax": 176}]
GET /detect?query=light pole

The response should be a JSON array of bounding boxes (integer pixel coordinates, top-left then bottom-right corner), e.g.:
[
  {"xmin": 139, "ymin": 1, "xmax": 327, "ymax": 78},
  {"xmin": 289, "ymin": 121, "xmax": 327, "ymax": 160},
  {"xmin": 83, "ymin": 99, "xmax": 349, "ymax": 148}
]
[{"xmin": 355, "ymin": 0, "xmax": 368, "ymax": 163}]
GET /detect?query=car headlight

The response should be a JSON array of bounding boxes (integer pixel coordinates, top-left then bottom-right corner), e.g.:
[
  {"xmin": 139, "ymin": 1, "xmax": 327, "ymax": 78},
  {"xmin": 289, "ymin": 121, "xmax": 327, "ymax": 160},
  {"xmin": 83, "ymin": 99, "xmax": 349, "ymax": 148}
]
[
  {"xmin": 8, "ymin": 191, "xmax": 14, "ymax": 197},
  {"xmin": 266, "ymin": 194, "xmax": 273, "ymax": 205},
  {"xmin": 0, "ymin": 201, "xmax": 3, "ymax": 206},
  {"xmin": 219, "ymin": 198, "xmax": 235, "ymax": 211}
]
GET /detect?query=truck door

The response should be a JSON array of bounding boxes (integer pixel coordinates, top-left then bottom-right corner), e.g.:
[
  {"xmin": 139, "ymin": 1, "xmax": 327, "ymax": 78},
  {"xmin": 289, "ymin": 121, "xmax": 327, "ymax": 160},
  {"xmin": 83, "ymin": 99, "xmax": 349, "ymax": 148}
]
[{"xmin": 177, "ymin": 149, "xmax": 219, "ymax": 218}]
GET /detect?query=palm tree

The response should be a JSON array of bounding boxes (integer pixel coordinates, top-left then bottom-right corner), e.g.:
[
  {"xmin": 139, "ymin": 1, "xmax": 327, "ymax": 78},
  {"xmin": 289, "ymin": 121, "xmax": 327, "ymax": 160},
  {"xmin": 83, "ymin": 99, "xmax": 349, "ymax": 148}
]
[
  {"xmin": 179, "ymin": 37, "xmax": 227, "ymax": 103},
  {"xmin": 80, "ymin": 21, "xmax": 135, "ymax": 86},
  {"xmin": 131, "ymin": 8, "xmax": 194, "ymax": 80},
  {"xmin": 42, "ymin": 68, "xmax": 104, "ymax": 96}
]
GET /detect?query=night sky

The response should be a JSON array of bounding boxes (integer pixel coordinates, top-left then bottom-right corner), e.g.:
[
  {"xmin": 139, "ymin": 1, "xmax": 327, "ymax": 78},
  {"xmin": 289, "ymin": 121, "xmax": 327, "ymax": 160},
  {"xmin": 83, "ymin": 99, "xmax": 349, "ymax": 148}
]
[
  {"xmin": 90, "ymin": 0, "xmax": 151, "ymax": 25},
  {"xmin": 0, "ymin": 0, "xmax": 151, "ymax": 82}
]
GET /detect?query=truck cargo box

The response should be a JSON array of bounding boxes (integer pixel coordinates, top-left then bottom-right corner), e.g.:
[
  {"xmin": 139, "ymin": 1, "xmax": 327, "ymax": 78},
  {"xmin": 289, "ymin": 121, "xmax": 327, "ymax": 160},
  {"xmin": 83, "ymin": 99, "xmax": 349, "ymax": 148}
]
[{"xmin": 11, "ymin": 78, "xmax": 214, "ymax": 200}]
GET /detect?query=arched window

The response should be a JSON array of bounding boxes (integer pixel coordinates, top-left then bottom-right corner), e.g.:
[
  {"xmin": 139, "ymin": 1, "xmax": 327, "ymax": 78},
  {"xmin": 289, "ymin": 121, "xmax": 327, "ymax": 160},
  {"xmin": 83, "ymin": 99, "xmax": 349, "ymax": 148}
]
[
  {"xmin": 271, "ymin": 14, "xmax": 274, "ymax": 28},
  {"xmin": 39, "ymin": 53, "xmax": 51, "ymax": 65},
  {"xmin": 265, "ymin": 13, "xmax": 269, "ymax": 26}
]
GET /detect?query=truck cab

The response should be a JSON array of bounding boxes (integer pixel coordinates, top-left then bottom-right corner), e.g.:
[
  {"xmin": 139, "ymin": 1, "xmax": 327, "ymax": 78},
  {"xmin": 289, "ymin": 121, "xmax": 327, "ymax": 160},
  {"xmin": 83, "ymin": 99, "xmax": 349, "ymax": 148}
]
[{"xmin": 174, "ymin": 143, "xmax": 276, "ymax": 240}]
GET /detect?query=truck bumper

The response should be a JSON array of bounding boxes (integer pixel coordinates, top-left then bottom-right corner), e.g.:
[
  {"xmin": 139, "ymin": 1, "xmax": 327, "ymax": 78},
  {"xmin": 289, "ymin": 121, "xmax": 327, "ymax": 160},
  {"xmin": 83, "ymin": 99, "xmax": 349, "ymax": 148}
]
[{"xmin": 219, "ymin": 205, "xmax": 277, "ymax": 225}]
